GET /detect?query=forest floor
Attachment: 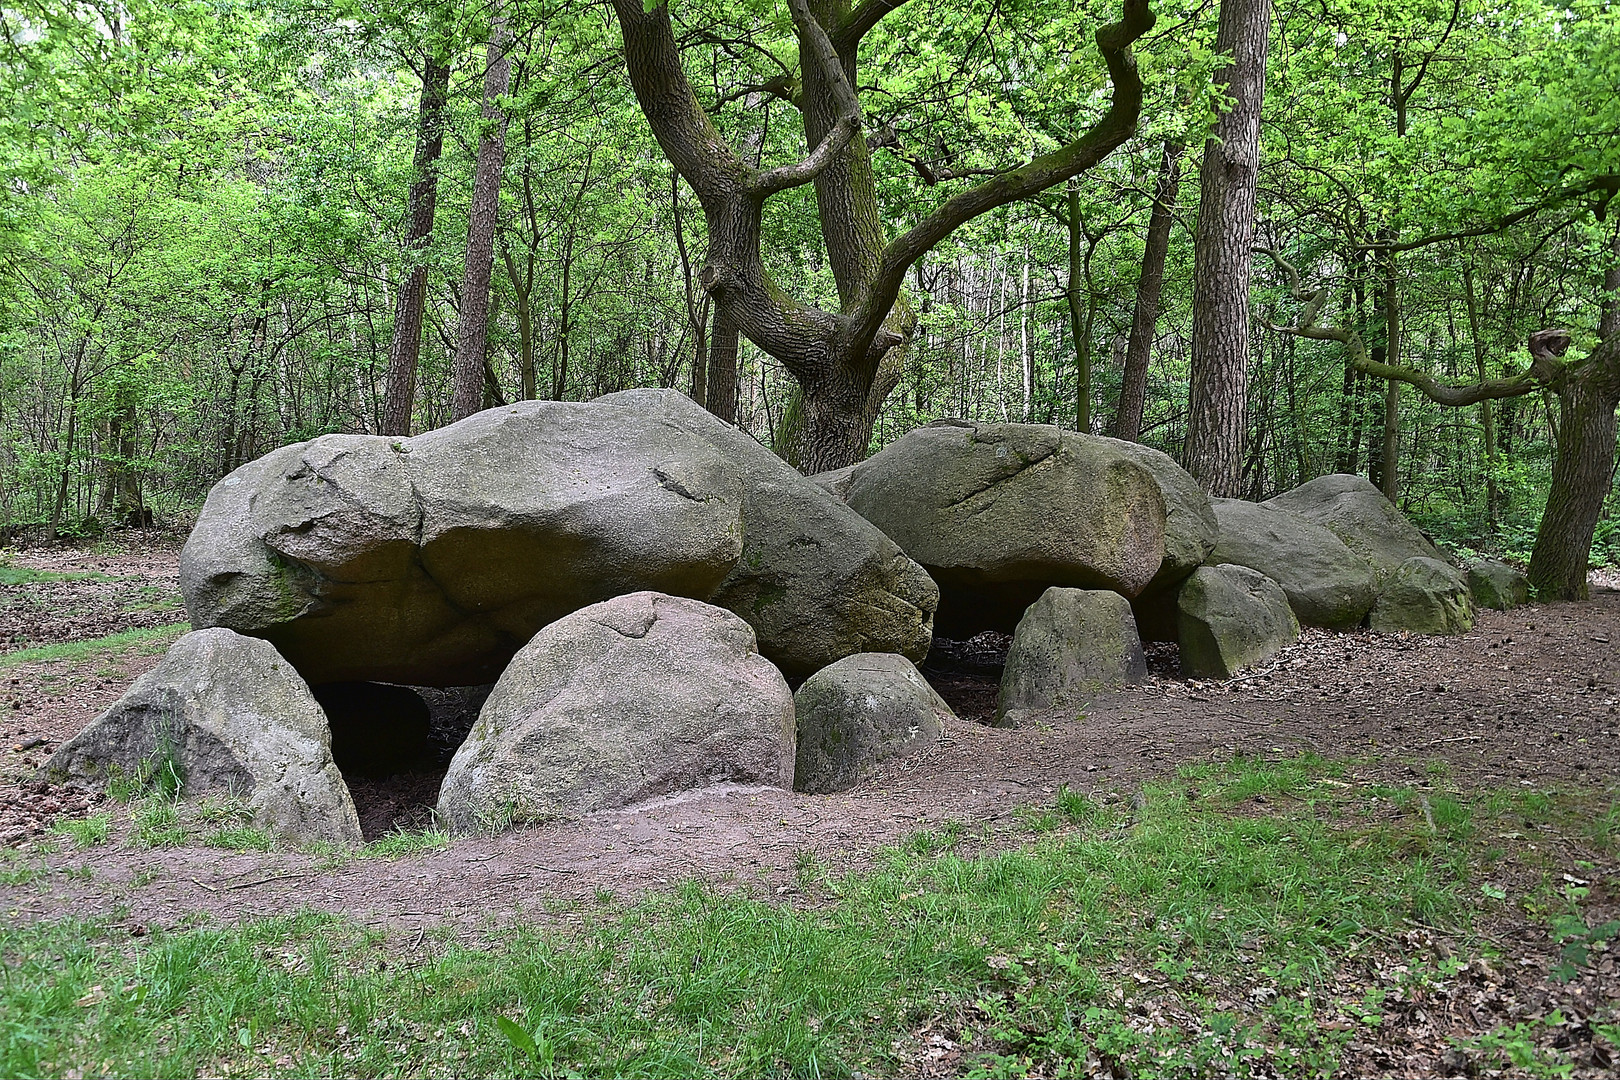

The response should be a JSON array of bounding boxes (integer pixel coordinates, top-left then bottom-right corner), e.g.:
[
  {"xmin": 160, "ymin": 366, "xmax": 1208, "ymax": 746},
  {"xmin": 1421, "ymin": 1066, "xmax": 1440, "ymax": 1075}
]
[{"xmin": 1, "ymin": 533, "xmax": 1617, "ymax": 1078}]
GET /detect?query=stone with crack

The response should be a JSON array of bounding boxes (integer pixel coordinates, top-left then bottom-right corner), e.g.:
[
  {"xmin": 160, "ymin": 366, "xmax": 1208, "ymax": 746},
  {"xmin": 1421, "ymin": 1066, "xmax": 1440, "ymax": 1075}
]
[
  {"xmin": 47, "ymin": 628, "xmax": 362, "ymax": 846},
  {"xmin": 436, "ymin": 592, "xmax": 795, "ymax": 831},
  {"xmin": 844, "ymin": 421, "xmax": 1167, "ymax": 636},
  {"xmin": 182, "ymin": 395, "xmax": 936, "ymax": 687}
]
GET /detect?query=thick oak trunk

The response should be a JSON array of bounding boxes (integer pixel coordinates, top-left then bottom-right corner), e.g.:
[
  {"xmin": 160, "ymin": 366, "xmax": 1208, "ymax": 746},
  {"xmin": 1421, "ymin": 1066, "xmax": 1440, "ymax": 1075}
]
[
  {"xmin": 1528, "ymin": 246, "xmax": 1620, "ymax": 600},
  {"xmin": 1183, "ymin": 0, "xmax": 1269, "ymax": 495},
  {"xmin": 381, "ymin": 57, "xmax": 451, "ymax": 437}
]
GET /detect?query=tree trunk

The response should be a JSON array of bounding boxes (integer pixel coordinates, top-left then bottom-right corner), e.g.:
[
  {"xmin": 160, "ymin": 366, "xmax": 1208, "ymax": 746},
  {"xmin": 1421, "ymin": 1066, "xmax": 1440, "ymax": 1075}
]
[
  {"xmin": 1528, "ymin": 237, "xmax": 1620, "ymax": 600},
  {"xmin": 1112, "ymin": 139, "xmax": 1183, "ymax": 442},
  {"xmin": 1065, "ymin": 186, "xmax": 1091, "ymax": 433},
  {"xmin": 610, "ymin": 0, "xmax": 1156, "ymax": 473},
  {"xmin": 1183, "ymin": 0, "xmax": 1270, "ymax": 495},
  {"xmin": 381, "ymin": 57, "xmax": 451, "ymax": 437},
  {"xmin": 1379, "ymin": 257, "xmax": 1402, "ymax": 500},
  {"xmin": 1463, "ymin": 261, "xmax": 1500, "ymax": 534},
  {"xmin": 451, "ymin": 15, "xmax": 512, "ymax": 423},
  {"xmin": 707, "ymin": 307, "xmax": 740, "ymax": 424}
]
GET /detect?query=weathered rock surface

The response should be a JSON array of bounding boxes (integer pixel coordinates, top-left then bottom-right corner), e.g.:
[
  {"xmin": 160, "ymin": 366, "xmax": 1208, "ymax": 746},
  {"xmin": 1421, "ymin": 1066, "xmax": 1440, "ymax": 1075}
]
[
  {"xmin": 1467, "ymin": 560, "xmax": 1530, "ymax": 611},
  {"xmin": 1210, "ymin": 499, "xmax": 1377, "ymax": 629},
  {"xmin": 1370, "ymin": 557, "xmax": 1475, "ymax": 635},
  {"xmin": 1264, "ymin": 473, "xmax": 1446, "ymax": 581},
  {"xmin": 436, "ymin": 592, "xmax": 795, "ymax": 832},
  {"xmin": 595, "ymin": 390, "xmax": 938, "ymax": 679},
  {"xmin": 183, "ymin": 393, "xmax": 936, "ymax": 686},
  {"xmin": 997, "ymin": 588, "xmax": 1146, "ymax": 726},
  {"xmin": 792, "ymin": 653, "xmax": 952, "ymax": 795},
  {"xmin": 808, "ymin": 465, "xmax": 856, "ymax": 502},
  {"xmin": 47, "ymin": 629, "xmax": 361, "ymax": 845},
  {"xmin": 312, "ymin": 682, "xmax": 432, "ymax": 778},
  {"xmin": 181, "ymin": 402, "xmax": 746, "ymax": 686},
  {"xmin": 1099, "ymin": 438, "xmax": 1218, "ymax": 594},
  {"xmin": 846, "ymin": 421, "xmax": 1167, "ymax": 635},
  {"xmin": 1176, "ymin": 565, "xmax": 1299, "ymax": 679}
]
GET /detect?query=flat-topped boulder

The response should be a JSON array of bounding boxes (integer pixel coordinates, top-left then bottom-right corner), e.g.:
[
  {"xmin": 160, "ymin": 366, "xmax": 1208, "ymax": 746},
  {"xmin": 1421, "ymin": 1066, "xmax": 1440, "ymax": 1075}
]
[
  {"xmin": 48, "ymin": 629, "xmax": 361, "ymax": 846},
  {"xmin": 183, "ymin": 394, "xmax": 937, "ymax": 687},
  {"xmin": 846, "ymin": 421, "xmax": 1167, "ymax": 635},
  {"xmin": 436, "ymin": 592, "xmax": 795, "ymax": 831},
  {"xmin": 1264, "ymin": 474, "xmax": 1446, "ymax": 582},
  {"xmin": 1210, "ymin": 499, "xmax": 1377, "ymax": 630}
]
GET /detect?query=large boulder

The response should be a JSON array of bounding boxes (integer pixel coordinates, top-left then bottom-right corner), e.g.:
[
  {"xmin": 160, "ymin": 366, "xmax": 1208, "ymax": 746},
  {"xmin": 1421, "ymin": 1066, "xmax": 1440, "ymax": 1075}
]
[
  {"xmin": 181, "ymin": 403, "xmax": 746, "ymax": 687},
  {"xmin": 997, "ymin": 588, "xmax": 1146, "ymax": 726},
  {"xmin": 846, "ymin": 421, "xmax": 1167, "ymax": 635},
  {"xmin": 436, "ymin": 592, "xmax": 795, "ymax": 832},
  {"xmin": 1467, "ymin": 559, "xmax": 1530, "ymax": 611},
  {"xmin": 1176, "ymin": 565, "xmax": 1299, "ymax": 679},
  {"xmin": 1264, "ymin": 474, "xmax": 1446, "ymax": 582},
  {"xmin": 47, "ymin": 629, "xmax": 361, "ymax": 845},
  {"xmin": 1098, "ymin": 438, "xmax": 1218, "ymax": 594},
  {"xmin": 792, "ymin": 653, "xmax": 953, "ymax": 795},
  {"xmin": 1369, "ymin": 557, "xmax": 1475, "ymax": 635},
  {"xmin": 1210, "ymin": 499, "xmax": 1377, "ymax": 630},
  {"xmin": 595, "ymin": 390, "xmax": 938, "ymax": 679}
]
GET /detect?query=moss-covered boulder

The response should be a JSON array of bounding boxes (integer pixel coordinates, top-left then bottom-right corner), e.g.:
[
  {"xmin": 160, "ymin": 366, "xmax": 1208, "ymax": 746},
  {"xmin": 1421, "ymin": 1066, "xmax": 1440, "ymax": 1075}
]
[
  {"xmin": 1467, "ymin": 560, "xmax": 1530, "ymax": 611},
  {"xmin": 997, "ymin": 588, "xmax": 1146, "ymax": 726},
  {"xmin": 792, "ymin": 653, "xmax": 952, "ymax": 795},
  {"xmin": 1369, "ymin": 557, "xmax": 1475, "ymax": 635}
]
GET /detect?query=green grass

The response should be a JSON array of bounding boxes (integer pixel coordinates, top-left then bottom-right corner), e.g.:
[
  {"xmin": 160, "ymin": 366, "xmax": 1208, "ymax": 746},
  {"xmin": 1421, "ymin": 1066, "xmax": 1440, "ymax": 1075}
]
[
  {"xmin": 3, "ymin": 755, "xmax": 1571, "ymax": 1079},
  {"xmin": 53, "ymin": 813, "xmax": 112, "ymax": 847},
  {"xmin": 0, "ymin": 566, "xmax": 113, "ymax": 586},
  {"xmin": 0, "ymin": 622, "xmax": 189, "ymax": 670}
]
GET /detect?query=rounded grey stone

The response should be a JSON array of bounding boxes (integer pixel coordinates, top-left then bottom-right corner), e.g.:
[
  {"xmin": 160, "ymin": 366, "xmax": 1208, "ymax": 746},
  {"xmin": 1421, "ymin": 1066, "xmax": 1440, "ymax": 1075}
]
[{"xmin": 792, "ymin": 653, "xmax": 953, "ymax": 795}]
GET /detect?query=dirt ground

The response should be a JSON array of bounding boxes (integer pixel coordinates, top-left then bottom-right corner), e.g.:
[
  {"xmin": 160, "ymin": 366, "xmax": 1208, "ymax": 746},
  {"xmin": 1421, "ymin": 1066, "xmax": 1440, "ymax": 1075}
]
[{"xmin": 1, "ymin": 536, "xmax": 1617, "ymax": 1075}]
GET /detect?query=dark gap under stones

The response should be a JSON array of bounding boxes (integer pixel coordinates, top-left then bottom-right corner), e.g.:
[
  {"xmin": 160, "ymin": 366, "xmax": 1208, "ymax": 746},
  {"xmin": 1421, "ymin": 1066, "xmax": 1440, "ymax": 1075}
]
[{"xmin": 312, "ymin": 681, "xmax": 492, "ymax": 841}]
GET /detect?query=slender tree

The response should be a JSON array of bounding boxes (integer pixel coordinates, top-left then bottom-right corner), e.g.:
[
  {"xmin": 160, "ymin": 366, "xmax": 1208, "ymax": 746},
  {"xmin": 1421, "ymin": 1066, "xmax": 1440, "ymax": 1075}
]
[
  {"xmin": 1112, "ymin": 138, "xmax": 1183, "ymax": 442},
  {"xmin": 380, "ymin": 56, "xmax": 451, "ymax": 436},
  {"xmin": 1183, "ymin": 0, "xmax": 1270, "ymax": 494},
  {"xmin": 451, "ymin": 10, "xmax": 513, "ymax": 422}
]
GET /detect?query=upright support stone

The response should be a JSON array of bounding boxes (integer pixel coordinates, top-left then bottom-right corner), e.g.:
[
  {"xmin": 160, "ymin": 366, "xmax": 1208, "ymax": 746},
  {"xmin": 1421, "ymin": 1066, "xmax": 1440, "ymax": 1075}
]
[
  {"xmin": 997, "ymin": 588, "xmax": 1146, "ymax": 726},
  {"xmin": 1176, "ymin": 564, "xmax": 1299, "ymax": 679}
]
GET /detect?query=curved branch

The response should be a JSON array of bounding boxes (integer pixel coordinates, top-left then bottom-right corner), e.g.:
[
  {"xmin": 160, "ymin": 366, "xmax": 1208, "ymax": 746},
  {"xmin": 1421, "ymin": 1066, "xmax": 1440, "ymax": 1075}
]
[
  {"xmin": 844, "ymin": 0, "xmax": 1156, "ymax": 359},
  {"xmin": 753, "ymin": 0, "xmax": 861, "ymax": 195},
  {"xmin": 1258, "ymin": 241, "xmax": 1575, "ymax": 407},
  {"xmin": 611, "ymin": 0, "xmax": 755, "ymax": 208},
  {"xmin": 833, "ymin": 0, "xmax": 913, "ymax": 52}
]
